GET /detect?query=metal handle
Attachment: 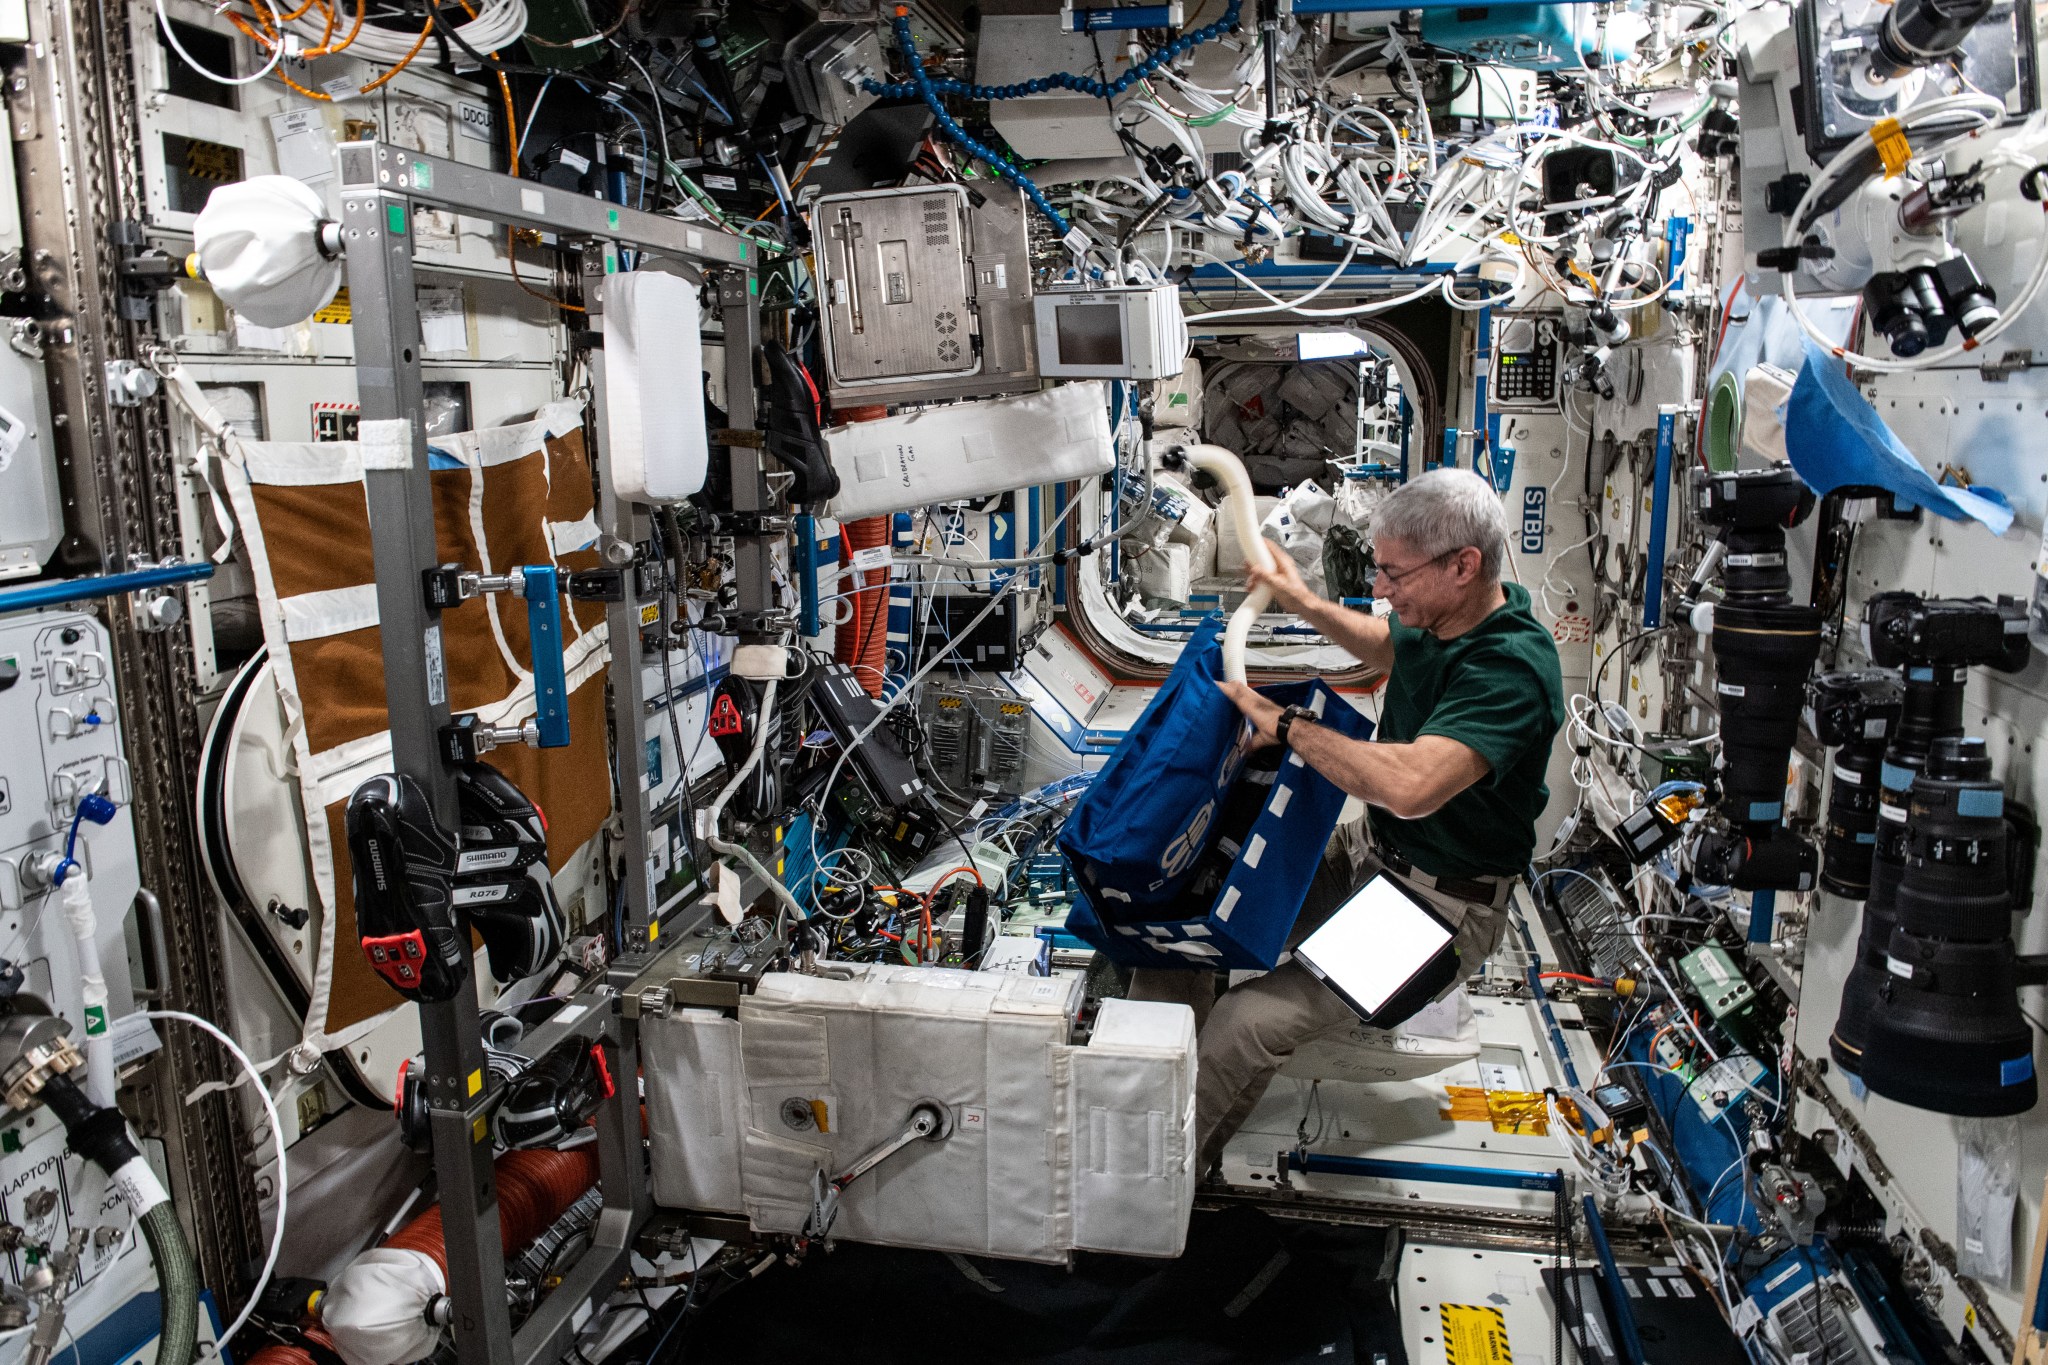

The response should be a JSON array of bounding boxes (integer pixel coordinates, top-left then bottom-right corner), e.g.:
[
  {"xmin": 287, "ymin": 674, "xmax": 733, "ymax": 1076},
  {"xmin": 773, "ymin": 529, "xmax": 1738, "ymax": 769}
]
[
  {"xmin": 833, "ymin": 1099, "xmax": 953, "ymax": 1191},
  {"xmin": 520, "ymin": 565, "xmax": 570, "ymax": 748},
  {"xmin": 133, "ymin": 888, "xmax": 170, "ymax": 1001}
]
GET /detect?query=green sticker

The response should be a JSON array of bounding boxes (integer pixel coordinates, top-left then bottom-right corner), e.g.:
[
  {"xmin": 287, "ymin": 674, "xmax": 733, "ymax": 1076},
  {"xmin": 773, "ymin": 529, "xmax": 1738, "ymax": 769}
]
[
  {"xmin": 607, "ymin": 207, "xmax": 620, "ymax": 229},
  {"xmin": 412, "ymin": 160, "xmax": 432, "ymax": 189},
  {"xmin": 83, "ymin": 1004, "xmax": 105, "ymax": 1037},
  {"xmin": 748, "ymin": 276, "xmax": 758, "ymax": 295},
  {"xmin": 604, "ymin": 245, "xmax": 618, "ymax": 275},
  {"xmin": 386, "ymin": 203, "xmax": 407, "ymax": 236},
  {"xmin": 739, "ymin": 242, "xmax": 750, "ymax": 262}
]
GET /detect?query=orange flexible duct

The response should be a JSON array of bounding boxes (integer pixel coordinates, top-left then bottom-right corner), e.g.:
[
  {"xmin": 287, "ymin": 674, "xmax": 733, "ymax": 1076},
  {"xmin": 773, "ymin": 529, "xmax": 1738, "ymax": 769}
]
[
  {"xmin": 831, "ymin": 404, "xmax": 893, "ymax": 698},
  {"xmin": 383, "ymin": 1147, "xmax": 601, "ymax": 1275}
]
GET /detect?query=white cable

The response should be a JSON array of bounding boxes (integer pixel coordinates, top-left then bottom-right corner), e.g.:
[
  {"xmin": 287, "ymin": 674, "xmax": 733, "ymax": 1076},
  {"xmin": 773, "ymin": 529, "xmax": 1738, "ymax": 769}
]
[
  {"xmin": 804, "ymin": 494, "xmax": 1083, "ymax": 875},
  {"xmin": 1778, "ymin": 95, "xmax": 2022, "ymax": 371},
  {"xmin": 156, "ymin": 0, "xmax": 287, "ymax": 86},
  {"xmin": 140, "ymin": 1009, "xmax": 285, "ymax": 1356},
  {"xmin": 286, "ymin": 0, "xmax": 528, "ymax": 63}
]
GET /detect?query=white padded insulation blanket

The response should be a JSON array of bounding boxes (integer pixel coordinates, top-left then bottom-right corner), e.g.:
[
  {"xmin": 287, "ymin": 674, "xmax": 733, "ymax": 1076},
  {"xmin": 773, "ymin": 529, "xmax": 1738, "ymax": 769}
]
[{"xmin": 642, "ymin": 964, "xmax": 1198, "ymax": 1263}]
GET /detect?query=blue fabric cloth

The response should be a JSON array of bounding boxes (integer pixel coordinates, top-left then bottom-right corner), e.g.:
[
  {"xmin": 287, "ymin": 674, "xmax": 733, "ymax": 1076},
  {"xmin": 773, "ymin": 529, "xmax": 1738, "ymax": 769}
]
[{"xmin": 1785, "ymin": 336, "xmax": 2014, "ymax": 535}]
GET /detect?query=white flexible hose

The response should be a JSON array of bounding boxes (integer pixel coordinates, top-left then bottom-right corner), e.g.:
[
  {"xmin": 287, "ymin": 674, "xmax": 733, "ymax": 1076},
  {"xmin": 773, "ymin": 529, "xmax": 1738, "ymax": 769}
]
[
  {"xmin": 1176, "ymin": 444, "xmax": 1273, "ymax": 683},
  {"xmin": 57, "ymin": 872, "xmax": 114, "ymax": 1111}
]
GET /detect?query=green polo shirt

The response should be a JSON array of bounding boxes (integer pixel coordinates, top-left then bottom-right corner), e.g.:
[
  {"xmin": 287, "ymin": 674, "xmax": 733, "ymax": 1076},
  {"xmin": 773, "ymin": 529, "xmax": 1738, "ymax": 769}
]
[{"xmin": 1368, "ymin": 581, "xmax": 1565, "ymax": 880}]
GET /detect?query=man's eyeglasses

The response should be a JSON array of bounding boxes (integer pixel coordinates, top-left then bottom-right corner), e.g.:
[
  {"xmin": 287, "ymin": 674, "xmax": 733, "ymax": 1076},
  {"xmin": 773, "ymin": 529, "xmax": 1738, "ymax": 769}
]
[{"xmin": 1371, "ymin": 548, "xmax": 1462, "ymax": 586}]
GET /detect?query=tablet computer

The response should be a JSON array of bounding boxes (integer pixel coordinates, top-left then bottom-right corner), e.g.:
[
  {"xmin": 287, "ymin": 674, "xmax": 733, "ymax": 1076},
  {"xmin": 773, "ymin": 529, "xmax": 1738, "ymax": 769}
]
[{"xmin": 1294, "ymin": 873, "xmax": 1459, "ymax": 1025}]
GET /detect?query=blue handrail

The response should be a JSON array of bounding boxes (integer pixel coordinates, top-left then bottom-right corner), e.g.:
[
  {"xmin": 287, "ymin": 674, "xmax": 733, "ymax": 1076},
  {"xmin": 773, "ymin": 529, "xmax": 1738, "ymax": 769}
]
[{"xmin": 0, "ymin": 562, "xmax": 215, "ymax": 618}]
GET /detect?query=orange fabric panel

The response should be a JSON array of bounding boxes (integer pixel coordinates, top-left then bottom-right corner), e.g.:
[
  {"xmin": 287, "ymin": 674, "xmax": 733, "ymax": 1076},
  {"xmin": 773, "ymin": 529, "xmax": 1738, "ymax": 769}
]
[
  {"xmin": 249, "ymin": 483, "xmax": 377, "ymax": 600},
  {"xmin": 292, "ymin": 628, "xmax": 393, "ymax": 754}
]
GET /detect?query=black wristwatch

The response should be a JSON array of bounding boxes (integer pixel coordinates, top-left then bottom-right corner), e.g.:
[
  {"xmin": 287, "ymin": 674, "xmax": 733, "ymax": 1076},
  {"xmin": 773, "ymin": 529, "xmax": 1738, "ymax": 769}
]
[{"xmin": 1275, "ymin": 704, "xmax": 1315, "ymax": 749}]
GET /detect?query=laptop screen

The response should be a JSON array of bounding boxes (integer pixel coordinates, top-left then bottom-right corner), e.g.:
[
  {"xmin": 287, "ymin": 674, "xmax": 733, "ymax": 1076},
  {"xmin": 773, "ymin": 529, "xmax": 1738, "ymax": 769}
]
[{"xmin": 1295, "ymin": 873, "xmax": 1456, "ymax": 1017}]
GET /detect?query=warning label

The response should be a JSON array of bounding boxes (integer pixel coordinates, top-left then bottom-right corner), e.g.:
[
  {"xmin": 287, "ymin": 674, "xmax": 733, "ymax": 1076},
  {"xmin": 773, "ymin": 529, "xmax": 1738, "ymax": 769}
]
[{"xmin": 1441, "ymin": 1304, "xmax": 1512, "ymax": 1365}]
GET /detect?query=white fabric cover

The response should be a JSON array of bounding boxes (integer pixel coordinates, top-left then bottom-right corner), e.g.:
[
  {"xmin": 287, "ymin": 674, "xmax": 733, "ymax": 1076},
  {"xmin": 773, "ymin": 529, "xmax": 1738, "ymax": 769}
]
[
  {"xmin": 321, "ymin": 1247, "xmax": 445, "ymax": 1365},
  {"xmin": 1217, "ymin": 495, "xmax": 1282, "ymax": 576},
  {"xmin": 823, "ymin": 382, "xmax": 1116, "ymax": 521},
  {"xmin": 1151, "ymin": 356, "xmax": 1204, "ymax": 429},
  {"xmin": 604, "ymin": 271, "xmax": 710, "ymax": 501},
  {"xmin": 1739, "ymin": 362, "xmax": 1797, "ymax": 465},
  {"xmin": 193, "ymin": 177, "xmax": 342, "ymax": 327},
  {"xmin": 1137, "ymin": 542, "xmax": 1193, "ymax": 603},
  {"xmin": 643, "ymin": 964, "xmax": 1198, "ymax": 1263},
  {"xmin": 1067, "ymin": 998, "xmax": 1197, "ymax": 1257},
  {"xmin": 642, "ymin": 1009, "xmax": 746, "ymax": 1214},
  {"xmin": 736, "ymin": 965, "xmax": 1084, "ymax": 1262},
  {"xmin": 1278, "ymin": 987, "xmax": 1482, "ymax": 1083}
]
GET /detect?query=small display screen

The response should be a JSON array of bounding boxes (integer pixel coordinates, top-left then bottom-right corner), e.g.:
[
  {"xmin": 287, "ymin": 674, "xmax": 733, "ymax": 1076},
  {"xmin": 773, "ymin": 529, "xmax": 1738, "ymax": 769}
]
[{"xmin": 1055, "ymin": 304, "xmax": 1126, "ymax": 367}]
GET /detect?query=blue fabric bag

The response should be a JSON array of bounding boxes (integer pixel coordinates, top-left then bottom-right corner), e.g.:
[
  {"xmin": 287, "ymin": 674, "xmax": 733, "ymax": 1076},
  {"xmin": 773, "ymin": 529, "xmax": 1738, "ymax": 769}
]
[
  {"xmin": 1057, "ymin": 618, "xmax": 1251, "ymax": 916},
  {"xmin": 1059, "ymin": 621, "xmax": 1373, "ymax": 970}
]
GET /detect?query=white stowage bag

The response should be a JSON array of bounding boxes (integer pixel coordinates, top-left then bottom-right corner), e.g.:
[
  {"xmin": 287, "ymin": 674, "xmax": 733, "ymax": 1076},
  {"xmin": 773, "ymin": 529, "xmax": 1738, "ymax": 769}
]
[
  {"xmin": 1216, "ymin": 495, "xmax": 1281, "ymax": 576},
  {"xmin": 193, "ymin": 177, "xmax": 343, "ymax": 327},
  {"xmin": 1137, "ymin": 542, "xmax": 1194, "ymax": 604},
  {"xmin": 605, "ymin": 270, "xmax": 710, "ymax": 501},
  {"xmin": 321, "ymin": 1247, "xmax": 446, "ymax": 1365}
]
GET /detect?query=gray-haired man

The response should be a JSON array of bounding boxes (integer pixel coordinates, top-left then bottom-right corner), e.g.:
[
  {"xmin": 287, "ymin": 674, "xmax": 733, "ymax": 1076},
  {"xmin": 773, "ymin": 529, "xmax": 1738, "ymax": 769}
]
[{"xmin": 1153, "ymin": 468, "xmax": 1566, "ymax": 1171}]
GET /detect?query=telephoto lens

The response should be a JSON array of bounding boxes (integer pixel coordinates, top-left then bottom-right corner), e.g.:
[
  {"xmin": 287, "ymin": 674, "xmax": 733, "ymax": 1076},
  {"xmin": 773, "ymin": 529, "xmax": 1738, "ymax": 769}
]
[
  {"xmin": 1860, "ymin": 737, "xmax": 2037, "ymax": 1116},
  {"xmin": 1830, "ymin": 591, "xmax": 2028, "ymax": 1075},
  {"xmin": 1694, "ymin": 467, "xmax": 1823, "ymax": 890},
  {"xmin": 1805, "ymin": 671, "xmax": 1904, "ymax": 898}
]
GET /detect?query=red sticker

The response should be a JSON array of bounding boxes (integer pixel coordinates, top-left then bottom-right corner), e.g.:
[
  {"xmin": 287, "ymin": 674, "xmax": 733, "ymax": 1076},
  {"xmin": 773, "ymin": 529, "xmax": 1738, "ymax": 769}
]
[{"xmin": 708, "ymin": 692, "xmax": 745, "ymax": 738}]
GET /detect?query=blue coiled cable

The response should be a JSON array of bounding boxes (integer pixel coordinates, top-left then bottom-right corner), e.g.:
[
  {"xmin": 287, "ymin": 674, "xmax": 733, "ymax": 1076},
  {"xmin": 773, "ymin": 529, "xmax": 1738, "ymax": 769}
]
[{"xmin": 872, "ymin": 3, "xmax": 1244, "ymax": 236}]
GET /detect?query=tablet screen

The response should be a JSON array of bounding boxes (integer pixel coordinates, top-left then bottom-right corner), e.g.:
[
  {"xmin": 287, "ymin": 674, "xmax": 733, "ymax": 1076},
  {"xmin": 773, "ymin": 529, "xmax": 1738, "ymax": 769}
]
[{"xmin": 1295, "ymin": 874, "xmax": 1456, "ymax": 1017}]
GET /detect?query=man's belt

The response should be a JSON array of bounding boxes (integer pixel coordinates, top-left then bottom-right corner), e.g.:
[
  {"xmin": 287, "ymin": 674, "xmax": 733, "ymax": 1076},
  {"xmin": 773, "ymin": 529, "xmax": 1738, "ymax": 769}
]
[{"xmin": 1378, "ymin": 849, "xmax": 1517, "ymax": 908}]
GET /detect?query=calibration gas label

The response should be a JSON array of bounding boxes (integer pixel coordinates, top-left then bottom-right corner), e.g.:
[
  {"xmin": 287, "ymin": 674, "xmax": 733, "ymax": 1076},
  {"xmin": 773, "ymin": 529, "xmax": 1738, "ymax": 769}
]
[{"xmin": 1521, "ymin": 487, "xmax": 1546, "ymax": 554}]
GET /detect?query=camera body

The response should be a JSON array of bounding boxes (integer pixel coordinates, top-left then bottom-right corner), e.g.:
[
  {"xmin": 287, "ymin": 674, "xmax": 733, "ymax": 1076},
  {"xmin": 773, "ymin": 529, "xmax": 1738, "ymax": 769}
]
[
  {"xmin": 1695, "ymin": 466, "xmax": 1816, "ymax": 532},
  {"xmin": 1804, "ymin": 670, "xmax": 1903, "ymax": 748},
  {"xmin": 1863, "ymin": 592, "xmax": 2030, "ymax": 673}
]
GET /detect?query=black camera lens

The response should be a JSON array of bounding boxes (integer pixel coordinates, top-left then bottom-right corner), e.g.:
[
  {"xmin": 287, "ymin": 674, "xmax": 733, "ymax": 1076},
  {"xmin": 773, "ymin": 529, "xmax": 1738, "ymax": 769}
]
[
  {"xmin": 1711, "ymin": 602, "xmax": 1824, "ymax": 831},
  {"xmin": 1820, "ymin": 741, "xmax": 1885, "ymax": 896},
  {"xmin": 1861, "ymin": 734, "xmax": 2036, "ymax": 1115},
  {"xmin": 1892, "ymin": 737, "xmax": 2013, "ymax": 940},
  {"xmin": 1806, "ymin": 670, "xmax": 1902, "ymax": 899},
  {"xmin": 1864, "ymin": 272, "xmax": 1934, "ymax": 357},
  {"xmin": 1830, "ymin": 697, "xmax": 1948, "ymax": 1073},
  {"xmin": 1875, "ymin": 0, "xmax": 1995, "ymax": 77},
  {"xmin": 1863, "ymin": 938, "xmax": 2036, "ymax": 1115}
]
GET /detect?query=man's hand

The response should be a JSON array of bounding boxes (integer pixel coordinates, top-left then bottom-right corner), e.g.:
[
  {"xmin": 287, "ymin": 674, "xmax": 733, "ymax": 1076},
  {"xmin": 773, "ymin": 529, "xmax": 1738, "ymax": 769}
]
[
  {"xmin": 1246, "ymin": 547, "xmax": 1319, "ymax": 615},
  {"xmin": 1216, "ymin": 680, "xmax": 1283, "ymax": 751}
]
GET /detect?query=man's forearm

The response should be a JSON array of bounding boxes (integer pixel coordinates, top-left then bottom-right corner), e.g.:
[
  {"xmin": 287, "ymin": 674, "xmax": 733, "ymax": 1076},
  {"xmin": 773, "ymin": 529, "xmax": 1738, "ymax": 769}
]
[
  {"xmin": 1287, "ymin": 722, "xmax": 1435, "ymax": 817},
  {"xmin": 1295, "ymin": 596, "xmax": 1391, "ymax": 672}
]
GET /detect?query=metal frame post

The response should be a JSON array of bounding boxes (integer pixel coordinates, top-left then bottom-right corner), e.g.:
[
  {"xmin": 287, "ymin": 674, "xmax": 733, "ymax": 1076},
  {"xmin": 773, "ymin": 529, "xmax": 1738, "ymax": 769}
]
[
  {"xmin": 339, "ymin": 177, "xmax": 514, "ymax": 1365},
  {"xmin": 334, "ymin": 140, "xmax": 754, "ymax": 1365}
]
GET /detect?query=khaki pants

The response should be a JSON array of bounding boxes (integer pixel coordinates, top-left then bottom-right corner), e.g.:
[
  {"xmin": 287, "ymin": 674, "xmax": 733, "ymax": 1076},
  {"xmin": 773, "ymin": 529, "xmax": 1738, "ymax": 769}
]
[{"xmin": 1133, "ymin": 828, "xmax": 1511, "ymax": 1172}]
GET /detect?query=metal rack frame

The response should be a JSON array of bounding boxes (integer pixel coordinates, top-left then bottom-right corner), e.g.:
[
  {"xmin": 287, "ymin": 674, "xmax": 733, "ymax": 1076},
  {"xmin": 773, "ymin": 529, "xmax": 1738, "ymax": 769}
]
[{"xmin": 335, "ymin": 139, "xmax": 760, "ymax": 1365}]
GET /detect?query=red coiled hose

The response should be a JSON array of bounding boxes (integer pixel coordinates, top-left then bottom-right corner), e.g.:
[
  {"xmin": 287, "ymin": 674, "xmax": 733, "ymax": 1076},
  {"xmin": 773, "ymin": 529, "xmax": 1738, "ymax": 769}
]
[
  {"xmin": 381, "ymin": 1147, "xmax": 600, "ymax": 1275},
  {"xmin": 833, "ymin": 404, "xmax": 892, "ymax": 698}
]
